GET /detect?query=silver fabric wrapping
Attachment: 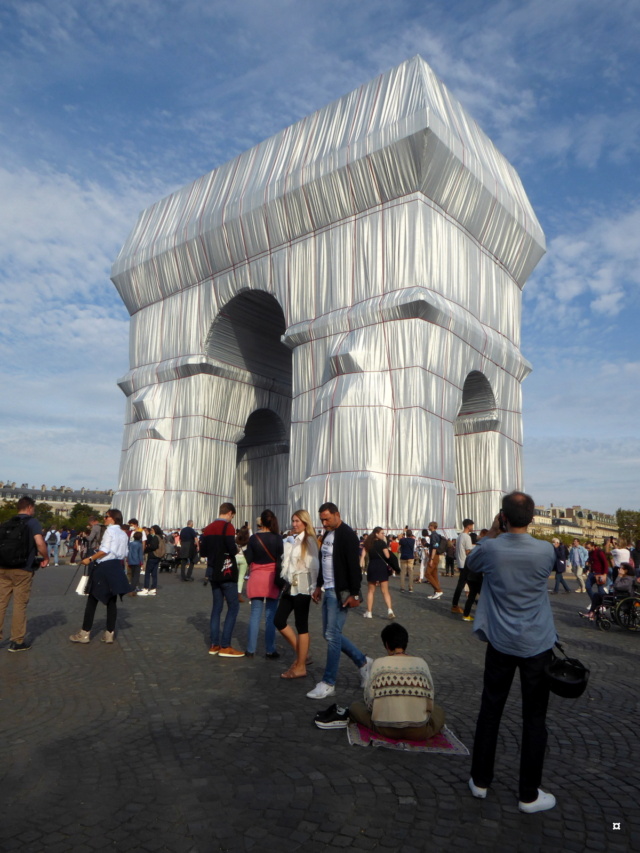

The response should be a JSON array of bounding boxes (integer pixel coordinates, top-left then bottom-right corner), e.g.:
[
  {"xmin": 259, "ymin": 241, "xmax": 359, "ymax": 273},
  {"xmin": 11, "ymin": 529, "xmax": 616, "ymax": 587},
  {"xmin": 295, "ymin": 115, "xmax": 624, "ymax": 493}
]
[{"xmin": 111, "ymin": 56, "xmax": 544, "ymax": 534}]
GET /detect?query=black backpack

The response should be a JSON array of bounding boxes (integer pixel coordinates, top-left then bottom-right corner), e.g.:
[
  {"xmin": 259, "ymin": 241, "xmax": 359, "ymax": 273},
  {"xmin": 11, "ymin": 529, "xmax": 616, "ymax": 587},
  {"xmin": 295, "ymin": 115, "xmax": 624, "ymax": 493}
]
[{"xmin": 0, "ymin": 516, "xmax": 32, "ymax": 568}]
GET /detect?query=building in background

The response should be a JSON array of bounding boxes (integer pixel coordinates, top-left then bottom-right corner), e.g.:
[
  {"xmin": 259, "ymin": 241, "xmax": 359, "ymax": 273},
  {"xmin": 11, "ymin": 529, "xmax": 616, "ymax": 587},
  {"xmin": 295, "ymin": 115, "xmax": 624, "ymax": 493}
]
[
  {"xmin": 531, "ymin": 504, "xmax": 618, "ymax": 541},
  {"xmin": 110, "ymin": 56, "xmax": 545, "ymax": 534},
  {"xmin": 0, "ymin": 482, "xmax": 113, "ymax": 517}
]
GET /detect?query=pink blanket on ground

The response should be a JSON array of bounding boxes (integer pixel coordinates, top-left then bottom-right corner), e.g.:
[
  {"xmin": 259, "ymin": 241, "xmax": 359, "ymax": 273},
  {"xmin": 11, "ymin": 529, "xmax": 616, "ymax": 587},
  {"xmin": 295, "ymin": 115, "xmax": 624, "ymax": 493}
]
[{"xmin": 347, "ymin": 721, "xmax": 469, "ymax": 755}]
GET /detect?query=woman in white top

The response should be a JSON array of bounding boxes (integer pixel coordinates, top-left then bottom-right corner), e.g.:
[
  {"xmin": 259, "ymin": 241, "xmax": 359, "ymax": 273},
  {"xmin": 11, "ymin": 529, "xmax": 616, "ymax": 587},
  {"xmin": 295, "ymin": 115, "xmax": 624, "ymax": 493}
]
[
  {"xmin": 69, "ymin": 509, "xmax": 132, "ymax": 644},
  {"xmin": 274, "ymin": 509, "xmax": 319, "ymax": 679}
]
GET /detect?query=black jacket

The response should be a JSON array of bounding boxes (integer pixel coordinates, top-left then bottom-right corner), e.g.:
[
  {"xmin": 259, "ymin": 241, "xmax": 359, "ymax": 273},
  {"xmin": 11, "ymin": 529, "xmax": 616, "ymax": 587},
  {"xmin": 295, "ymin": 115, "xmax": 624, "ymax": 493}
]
[{"xmin": 317, "ymin": 521, "xmax": 361, "ymax": 598}]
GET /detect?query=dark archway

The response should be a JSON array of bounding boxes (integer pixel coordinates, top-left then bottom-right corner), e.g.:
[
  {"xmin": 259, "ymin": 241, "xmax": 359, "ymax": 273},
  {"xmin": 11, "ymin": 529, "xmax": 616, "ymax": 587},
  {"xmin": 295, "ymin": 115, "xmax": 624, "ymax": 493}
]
[
  {"xmin": 236, "ymin": 408, "xmax": 290, "ymax": 527},
  {"xmin": 454, "ymin": 371, "xmax": 500, "ymax": 528},
  {"xmin": 206, "ymin": 290, "xmax": 292, "ymax": 391},
  {"xmin": 208, "ymin": 290, "xmax": 292, "ymax": 525}
]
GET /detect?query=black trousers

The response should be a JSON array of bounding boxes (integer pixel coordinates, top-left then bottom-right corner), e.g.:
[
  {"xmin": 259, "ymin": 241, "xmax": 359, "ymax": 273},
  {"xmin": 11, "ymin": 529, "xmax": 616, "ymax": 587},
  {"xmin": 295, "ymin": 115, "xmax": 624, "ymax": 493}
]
[
  {"xmin": 463, "ymin": 573, "xmax": 483, "ymax": 617},
  {"xmin": 452, "ymin": 568, "xmax": 468, "ymax": 607},
  {"xmin": 471, "ymin": 643, "xmax": 552, "ymax": 803},
  {"xmin": 82, "ymin": 594, "xmax": 117, "ymax": 632}
]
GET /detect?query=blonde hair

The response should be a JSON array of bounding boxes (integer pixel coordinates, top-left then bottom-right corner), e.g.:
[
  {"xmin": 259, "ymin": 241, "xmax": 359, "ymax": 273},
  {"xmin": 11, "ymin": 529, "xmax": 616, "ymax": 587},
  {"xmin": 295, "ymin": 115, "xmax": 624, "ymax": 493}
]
[{"xmin": 292, "ymin": 509, "xmax": 319, "ymax": 560}]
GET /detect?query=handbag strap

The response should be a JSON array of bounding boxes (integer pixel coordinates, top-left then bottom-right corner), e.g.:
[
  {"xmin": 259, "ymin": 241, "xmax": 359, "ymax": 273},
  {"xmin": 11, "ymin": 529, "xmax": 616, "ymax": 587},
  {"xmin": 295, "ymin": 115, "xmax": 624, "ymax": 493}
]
[{"xmin": 256, "ymin": 534, "xmax": 276, "ymax": 563}]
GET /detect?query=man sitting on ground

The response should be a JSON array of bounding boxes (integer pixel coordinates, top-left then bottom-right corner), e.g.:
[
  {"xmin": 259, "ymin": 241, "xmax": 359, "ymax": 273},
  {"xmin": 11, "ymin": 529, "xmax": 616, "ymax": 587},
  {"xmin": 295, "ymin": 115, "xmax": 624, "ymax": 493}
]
[{"xmin": 315, "ymin": 622, "xmax": 445, "ymax": 740}]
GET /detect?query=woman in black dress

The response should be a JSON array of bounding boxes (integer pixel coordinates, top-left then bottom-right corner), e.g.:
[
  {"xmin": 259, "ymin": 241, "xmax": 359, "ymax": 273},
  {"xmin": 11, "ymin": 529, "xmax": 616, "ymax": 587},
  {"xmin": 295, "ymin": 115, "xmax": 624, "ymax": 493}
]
[{"xmin": 362, "ymin": 527, "xmax": 395, "ymax": 619}]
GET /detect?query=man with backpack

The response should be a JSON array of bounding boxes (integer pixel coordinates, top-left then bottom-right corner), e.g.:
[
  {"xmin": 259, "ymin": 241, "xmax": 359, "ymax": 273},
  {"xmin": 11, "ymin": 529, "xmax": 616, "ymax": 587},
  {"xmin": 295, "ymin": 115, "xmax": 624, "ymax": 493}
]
[
  {"xmin": 200, "ymin": 503, "xmax": 244, "ymax": 657},
  {"xmin": 0, "ymin": 496, "xmax": 49, "ymax": 652},
  {"xmin": 45, "ymin": 526, "xmax": 61, "ymax": 566}
]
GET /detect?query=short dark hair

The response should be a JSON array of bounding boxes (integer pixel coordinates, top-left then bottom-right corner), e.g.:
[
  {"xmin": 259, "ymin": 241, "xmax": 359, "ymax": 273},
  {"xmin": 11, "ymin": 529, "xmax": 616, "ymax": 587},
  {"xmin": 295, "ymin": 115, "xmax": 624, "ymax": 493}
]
[
  {"xmin": 219, "ymin": 502, "xmax": 236, "ymax": 515},
  {"xmin": 17, "ymin": 495, "xmax": 35, "ymax": 512},
  {"xmin": 381, "ymin": 623, "xmax": 408, "ymax": 651},
  {"xmin": 106, "ymin": 508, "xmax": 124, "ymax": 527},
  {"xmin": 128, "ymin": 518, "xmax": 139, "ymax": 526},
  {"xmin": 462, "ymin": 518, "xmax": 474, "ymax": 528},
  {"xmin": 133, "ymin": 530, "xmax": 143, "ymax": 541},
  {"xmin": 319, "ymin": 502, "xmax": 340, "ymax": 515},
  {"xmin": 501, "ymin": 491, "xmax": 535, "ymax": 528}
]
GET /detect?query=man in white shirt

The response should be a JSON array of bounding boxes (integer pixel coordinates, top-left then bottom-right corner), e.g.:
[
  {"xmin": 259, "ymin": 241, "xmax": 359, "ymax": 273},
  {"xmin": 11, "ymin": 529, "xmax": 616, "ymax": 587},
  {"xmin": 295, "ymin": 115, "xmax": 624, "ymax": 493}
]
[{"xmin": 451, "ymin": 519, "xmax": 474, "ymax": 614}]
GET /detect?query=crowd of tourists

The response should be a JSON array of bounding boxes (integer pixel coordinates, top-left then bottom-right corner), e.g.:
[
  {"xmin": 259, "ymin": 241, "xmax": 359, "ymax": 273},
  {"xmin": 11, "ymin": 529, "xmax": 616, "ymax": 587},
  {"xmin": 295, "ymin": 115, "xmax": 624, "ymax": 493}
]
[{"xmin": 1, "ymin": 492, "xmax": 637, "ymax": 814}]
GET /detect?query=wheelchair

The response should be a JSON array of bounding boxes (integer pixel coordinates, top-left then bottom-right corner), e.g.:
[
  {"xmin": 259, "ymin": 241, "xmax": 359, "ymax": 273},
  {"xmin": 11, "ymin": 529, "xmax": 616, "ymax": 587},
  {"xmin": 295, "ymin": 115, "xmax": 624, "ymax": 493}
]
[{"xmin": 595, "ymin": 592, "xmax": 640, "ymax": 632}]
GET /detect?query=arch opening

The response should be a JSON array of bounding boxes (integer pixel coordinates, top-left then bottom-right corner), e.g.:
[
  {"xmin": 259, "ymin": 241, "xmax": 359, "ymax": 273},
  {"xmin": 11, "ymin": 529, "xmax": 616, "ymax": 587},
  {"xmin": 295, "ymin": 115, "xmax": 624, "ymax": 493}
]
[
  {"xmin": 206, "ymin": 290, "xmax": 292, "ymax": 390},
  {"xmin": 235, "ymin": 408, "xmax": 290, "ymax": 527},
  {"xmin": 454, "ymin": 371, "xmax": 500, "ymax": 528}
]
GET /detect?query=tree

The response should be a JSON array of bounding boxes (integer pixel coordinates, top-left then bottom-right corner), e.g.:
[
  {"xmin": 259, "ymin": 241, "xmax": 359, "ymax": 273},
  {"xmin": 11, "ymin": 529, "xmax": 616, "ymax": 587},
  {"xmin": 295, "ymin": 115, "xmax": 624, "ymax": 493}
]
[
  {"xmin": 68, "ymin": 503, "xmax": 100, "ymax": 533},
  {"xmin": 616, "ymin": 509, "xmax": 640, "ymax": 544},
  {"xmin": 0, "ymin": 500, "xmax": 19, "ymax": 524},
  {"xmin": 34, "ymin": 502, "xmax": 55, "ymax": 529}
]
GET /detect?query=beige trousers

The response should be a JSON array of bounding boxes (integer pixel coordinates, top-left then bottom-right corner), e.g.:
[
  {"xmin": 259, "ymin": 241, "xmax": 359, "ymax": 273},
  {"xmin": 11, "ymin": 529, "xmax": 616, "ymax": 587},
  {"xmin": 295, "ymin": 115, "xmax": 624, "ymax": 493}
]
[{"xmin": 0, "ymin": 568, "xmax": 34, "ymax": 643}]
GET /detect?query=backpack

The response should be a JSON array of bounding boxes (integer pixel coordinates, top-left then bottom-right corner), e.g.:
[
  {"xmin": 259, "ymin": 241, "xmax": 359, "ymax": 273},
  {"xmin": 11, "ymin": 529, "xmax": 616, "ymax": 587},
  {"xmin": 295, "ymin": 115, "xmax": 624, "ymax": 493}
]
[
  {"xmin": 154, "ymin": 536, "xmax": 166, "ymax": 558},
  {"xmin": 0, "ymin": 516, "xmax": 32, "ymax": 568},
  {"xmin": 47, "ymin": 530, "xmax": 58, "ymax": 544},
  {"xmin": 432, "ymin": 532, "xmax": 446, "ymax": 555}
]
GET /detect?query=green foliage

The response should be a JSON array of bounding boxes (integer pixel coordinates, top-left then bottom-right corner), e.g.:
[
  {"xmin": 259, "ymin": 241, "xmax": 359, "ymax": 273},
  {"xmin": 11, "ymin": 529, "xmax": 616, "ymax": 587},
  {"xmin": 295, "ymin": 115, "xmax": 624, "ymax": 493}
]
[
  {"xmin": 68, "ymin": 503, "xmax": 100, "ymax": 530},
  {"xmin": 0, "ymin": 500, "xmax": 19, "ymax": 524},
  {"xmin": 34, "ymin": 502, "xmax": 55, "ymax": 529},
  {"xmin": 616, "ymin": 509, "xmax": 640, "ymax": 544}
]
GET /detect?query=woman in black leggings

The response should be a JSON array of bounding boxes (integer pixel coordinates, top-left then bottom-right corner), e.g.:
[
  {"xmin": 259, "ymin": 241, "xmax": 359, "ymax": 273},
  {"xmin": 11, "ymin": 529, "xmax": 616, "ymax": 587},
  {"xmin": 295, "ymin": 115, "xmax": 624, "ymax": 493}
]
[{"xmin": 69, "ymin": 509, "xmax": 132, "ymax": 644}]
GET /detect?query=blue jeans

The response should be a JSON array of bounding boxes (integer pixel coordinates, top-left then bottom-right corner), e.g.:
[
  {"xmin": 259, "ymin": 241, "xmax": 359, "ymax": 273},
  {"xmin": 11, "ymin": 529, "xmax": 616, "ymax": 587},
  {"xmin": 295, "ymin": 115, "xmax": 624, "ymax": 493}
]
[
  {"xmin": 47, "ymin": 543, "xmax": 59, "ymax": 564},
  {"xmin": 210, "ymin": 581, "xmax": 239, "ymax": 648},
  {"xmin": 144, "ymin": 557, "xmax": 160, "ymax": 590},
  {"xmin": 247, "ymin": 597, "xmax": 278, "ymax": 654},
  {"xmin": 553, "ymin": 572, "xmax": 570, "ymax": 592},
  {"xmin": 321, "ymin": 588, "xmax": 366, "ymax": 686}
]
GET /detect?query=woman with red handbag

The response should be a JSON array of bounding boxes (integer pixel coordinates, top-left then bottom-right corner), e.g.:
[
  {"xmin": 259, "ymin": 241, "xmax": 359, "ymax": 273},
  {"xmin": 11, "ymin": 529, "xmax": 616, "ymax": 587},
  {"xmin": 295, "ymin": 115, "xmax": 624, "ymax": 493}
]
[{"xmin": 245, "ymin": 510, "xmax": 284, "ymax": 658}]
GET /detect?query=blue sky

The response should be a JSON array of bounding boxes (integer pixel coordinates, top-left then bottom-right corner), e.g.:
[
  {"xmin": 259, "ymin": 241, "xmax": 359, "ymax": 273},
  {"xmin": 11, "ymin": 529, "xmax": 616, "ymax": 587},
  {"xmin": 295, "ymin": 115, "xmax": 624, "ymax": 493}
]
[{"xmin": 0, "ymin": 0, "xmax": 638, "ymax": 513}]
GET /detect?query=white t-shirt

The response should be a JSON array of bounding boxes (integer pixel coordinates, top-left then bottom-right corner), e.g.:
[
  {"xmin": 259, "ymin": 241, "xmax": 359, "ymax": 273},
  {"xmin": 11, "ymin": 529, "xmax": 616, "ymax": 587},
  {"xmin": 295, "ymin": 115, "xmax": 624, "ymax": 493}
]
[
  {"xmin": 321, "ymin": 530, "xmax": 335, "ymax": 589},
  {"xmin": 455, "ymin": 532, "xmax": 473, "ymax": 568},
  {"xmin": 612, "ymin": 548, "xmax": 630, "ymax": 568}
]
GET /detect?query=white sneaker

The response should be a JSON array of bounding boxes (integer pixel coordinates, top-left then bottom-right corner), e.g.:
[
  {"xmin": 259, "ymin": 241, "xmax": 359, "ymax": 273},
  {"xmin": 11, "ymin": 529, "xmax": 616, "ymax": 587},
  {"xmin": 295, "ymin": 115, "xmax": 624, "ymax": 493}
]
[
  {"xmin": 138, "ymin": 589, "xmax": 149, "ymax": 596},
  {"xmin": 363, "ymin": 611, "xmax": 372, "ymax": 618},
  {"xmin": 387, "ymin": 609, "xmax": 395, "ymax": 618},
  {"xmin": 147, "ymin": 590, "xmax": 157, "ymax": 596},
  {"xmin": 306, "ymin": 681, "xmax": 336, "ymax": 700},
  {"xmin": 359, "ymin": 656, "xmax": 374, "ymax": 687},
  {"xmin": 428, "ymin": 591, "xmax": 443, "ymax": 600},
  {"xmin": 518, "ymin": 790, "xmax": 556, "ymax": 813},
  {"xmin": 468, "ymin": 778, "xmax": 487, "ymax": 799}
]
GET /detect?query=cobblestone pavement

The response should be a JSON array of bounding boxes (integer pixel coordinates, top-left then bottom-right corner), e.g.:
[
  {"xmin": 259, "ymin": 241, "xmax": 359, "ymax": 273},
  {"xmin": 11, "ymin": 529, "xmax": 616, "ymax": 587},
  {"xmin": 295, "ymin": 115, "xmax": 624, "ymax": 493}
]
[{"xmin": 0, "ymin": 563, "xmax": 638, "ymax": 853}]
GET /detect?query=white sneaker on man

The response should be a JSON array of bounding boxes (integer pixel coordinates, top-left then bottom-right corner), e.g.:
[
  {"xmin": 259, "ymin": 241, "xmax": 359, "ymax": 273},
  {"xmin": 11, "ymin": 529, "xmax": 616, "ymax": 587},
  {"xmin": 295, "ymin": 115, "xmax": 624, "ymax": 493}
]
[
  {"xmin": 306, "ymin": 681, "xmax": 336, "ymax": 700},
  {"xmin": 518, "ymin": 790, "xmax": 556, "ymax": 813},
  {"xmin": 428, "ymin": 591, "xmax": 443, "ymax": 600},
  {"xmin": 468, "ymin": 778, "xmax": 487, "ymax": 799},
  {"xmin": 359, "ymin": 656, "xmax": 374, "ymax": 687}
]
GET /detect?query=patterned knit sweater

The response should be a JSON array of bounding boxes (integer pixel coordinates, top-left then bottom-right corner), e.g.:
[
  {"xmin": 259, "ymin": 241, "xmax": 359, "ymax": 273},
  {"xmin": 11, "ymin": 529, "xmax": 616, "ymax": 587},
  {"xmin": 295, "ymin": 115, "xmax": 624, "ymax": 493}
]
[{"xmin": 364, "ymin": 655, "xmax": 435, "ymax": 728}]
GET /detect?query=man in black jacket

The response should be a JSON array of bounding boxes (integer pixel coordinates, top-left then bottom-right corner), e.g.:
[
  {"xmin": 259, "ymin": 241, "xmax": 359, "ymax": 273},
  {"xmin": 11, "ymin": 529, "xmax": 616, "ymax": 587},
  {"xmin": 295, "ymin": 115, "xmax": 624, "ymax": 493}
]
[{"xmin": 307, "ymin": 503, "xmax": 372, "ymax": 700}]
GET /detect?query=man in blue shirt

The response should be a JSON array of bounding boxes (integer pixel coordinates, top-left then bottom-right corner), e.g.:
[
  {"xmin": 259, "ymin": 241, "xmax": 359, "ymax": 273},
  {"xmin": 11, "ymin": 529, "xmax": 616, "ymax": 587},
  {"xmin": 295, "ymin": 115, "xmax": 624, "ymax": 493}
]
[{"xmin": 467, "ymin": 491, "xmax": 557, "ymax": 814}]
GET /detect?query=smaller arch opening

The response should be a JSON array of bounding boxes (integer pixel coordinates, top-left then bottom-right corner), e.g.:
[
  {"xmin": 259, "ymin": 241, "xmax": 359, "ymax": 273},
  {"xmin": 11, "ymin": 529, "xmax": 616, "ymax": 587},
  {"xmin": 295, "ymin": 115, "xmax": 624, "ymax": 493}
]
[
  {"xmin": 235, "ymin": 408, "xmax": 289, "ymax": 526},
  {"xmin": 455, "ymin": 371, "xmax": 499, "ymax": 435}
]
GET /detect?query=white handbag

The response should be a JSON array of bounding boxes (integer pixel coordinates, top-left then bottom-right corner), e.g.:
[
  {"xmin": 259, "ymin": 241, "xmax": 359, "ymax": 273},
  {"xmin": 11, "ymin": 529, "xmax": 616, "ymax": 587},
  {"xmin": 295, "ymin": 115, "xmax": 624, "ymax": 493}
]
[{"xmin": 75, "ymin": 574, "xmax": 89, "ymax": 595}]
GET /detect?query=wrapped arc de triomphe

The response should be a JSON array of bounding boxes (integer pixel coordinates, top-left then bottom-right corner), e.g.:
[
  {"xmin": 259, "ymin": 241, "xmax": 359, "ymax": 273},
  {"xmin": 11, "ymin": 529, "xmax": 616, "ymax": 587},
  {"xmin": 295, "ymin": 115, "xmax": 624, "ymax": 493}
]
[{"xmin": 110, "ymin": 55, "xmax": 545, "ymax": 534}]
